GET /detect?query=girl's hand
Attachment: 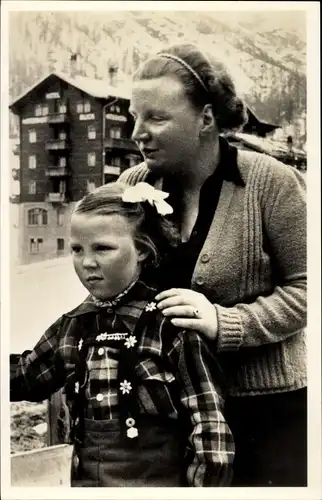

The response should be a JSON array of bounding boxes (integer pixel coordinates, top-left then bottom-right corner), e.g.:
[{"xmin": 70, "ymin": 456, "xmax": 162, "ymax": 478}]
[{"xmin": 155, "ymin": 288, "xmax": 218, "ymax": 341}]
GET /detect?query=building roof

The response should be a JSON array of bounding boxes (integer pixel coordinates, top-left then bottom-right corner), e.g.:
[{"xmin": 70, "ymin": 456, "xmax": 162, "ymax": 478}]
[{"xmin": 9, "ymin": 72, "xmax": 132, "ymax": 112}]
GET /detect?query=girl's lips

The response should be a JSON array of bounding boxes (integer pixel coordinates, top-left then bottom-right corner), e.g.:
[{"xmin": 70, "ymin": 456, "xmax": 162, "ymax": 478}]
[{"xmin": 86, "ymin": 276, "xmax": 103, "ymax": 282}]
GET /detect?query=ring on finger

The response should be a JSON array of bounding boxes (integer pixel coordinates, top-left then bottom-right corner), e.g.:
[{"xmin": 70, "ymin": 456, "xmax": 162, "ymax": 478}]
[{"xmin": 192, "ymin": 308, "xmax": 199, "ymax": 318}]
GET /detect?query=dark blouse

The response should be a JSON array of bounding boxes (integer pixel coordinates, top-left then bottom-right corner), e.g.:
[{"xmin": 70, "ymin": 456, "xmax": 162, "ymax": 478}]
[{"xmin": 151, "ymin": 137, "xmax": 244, "ymax": 290}]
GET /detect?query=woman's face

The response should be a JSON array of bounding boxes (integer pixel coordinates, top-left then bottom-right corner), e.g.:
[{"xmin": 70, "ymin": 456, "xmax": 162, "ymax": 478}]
[{"xmin": 130, "ymin": 76, "xmax": 202, "ymax": 174}]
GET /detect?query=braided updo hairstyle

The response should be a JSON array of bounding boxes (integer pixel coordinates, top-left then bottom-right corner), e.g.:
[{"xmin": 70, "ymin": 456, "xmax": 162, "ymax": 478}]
[{"xmin": 133, "ymin": 43, "xmax": 248, "ymax": 133}]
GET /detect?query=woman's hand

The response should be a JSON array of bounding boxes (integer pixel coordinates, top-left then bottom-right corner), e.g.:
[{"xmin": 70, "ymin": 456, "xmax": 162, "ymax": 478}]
[{"xmin": 155, "ymin": 288, "xmax": 218, "ymax": 341}]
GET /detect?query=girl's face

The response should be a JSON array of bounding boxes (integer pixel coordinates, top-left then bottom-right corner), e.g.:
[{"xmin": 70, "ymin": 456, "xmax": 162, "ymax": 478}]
[
  {"xmin": 70, "ymin": 212, "xmax": 146, "ymax": 300},
  {"xmin": 130, "ymin": 75, "xmax": 202, "ymax": 175}
]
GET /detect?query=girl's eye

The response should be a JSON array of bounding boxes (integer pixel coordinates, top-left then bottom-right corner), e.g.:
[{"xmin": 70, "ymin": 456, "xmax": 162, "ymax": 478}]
[
  {"xmin": 71, "ymin": 246, "xmax": 82, "ymax": 254},
  {"xmin": 95, "ymin": 245, "xmax": 112, "ymax": 252}
]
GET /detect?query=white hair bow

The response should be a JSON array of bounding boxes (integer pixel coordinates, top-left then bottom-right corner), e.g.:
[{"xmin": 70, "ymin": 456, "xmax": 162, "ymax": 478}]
[{"xmin": 122, "ymin": 182, "xmax": 173, "ymax": 216}]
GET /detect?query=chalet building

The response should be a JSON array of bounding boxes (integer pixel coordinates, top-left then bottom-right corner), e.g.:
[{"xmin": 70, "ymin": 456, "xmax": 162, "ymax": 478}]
[
  {"xmin": 9, "ymin": 71, "xmax": 141, "ymax": 264},
  {"xmin": 9, "ymin": 70, "xmax": 281, "ymax": 265}
]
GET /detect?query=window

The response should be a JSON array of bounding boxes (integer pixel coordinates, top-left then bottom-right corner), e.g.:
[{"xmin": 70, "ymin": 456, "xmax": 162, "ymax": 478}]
[
  {"xmin": 84, "ymin": 101, "xmax": 91, "ymax": 113},
  {"xmin": 87, "ymin": 153, "xmax": 96, "ymax": 167},
  {"xmin": 88, "ymin": 125, "xmax": 96, "ymax": 140},
  {"xmin": 110, "ymin": 104, "xmax": 121, "ymax": 114},
  {"xmin": 111, "ymin": 157, "xmax": 121, "ymax": 166},
  {"xmin": 109, "ymin": 127, "xmax": 121, "ymax": 139},
  {"xmin": 87, "ymin": 180, "xmax": 96, "ymax": 193},
  {"xmin": 28, "ymin": 181, "xmax": 36, "ymax": 195},
  {"xmin": 28, "ymin": 155, "xmax": 36, "ymax": 169},
  {"xmin": 76, "ymin": 102, "xmax": 84, "ymax": 113},
  {"xmin": 58, "ymin": 130, "xmax": 67, "ymax": 140},
  {"xmin": 57, "ymin": 209, "xmax": 64, "ymax": 226},
  {"xmin": 59, "ymin": 103, "xmax": 67, "ymax": 114},
  {"xmin": 29, "ymin": 129, "xmax": 37, "ymax": 143},
  {"xmin": 35, "ymin": 104, "xmax": 42, "ymax": 117},
  {"xmin": 57, "ymin": 238, "xmax": 65, "ymax": 252},
  {"xmin": 28, "ymin": 208, "xmax": 48, "ymax": 226},
  {"xmin": 59, "ymin": 157, "xmax": 67, "ymax": 167},
  {"xmin": 42, "ymin": 105, "xmax": 49, "ymax": 116},
  {"xmin": 129, "ymin": 157, "xmax": 139, "ymax": 167},
  {"xmin": 30, "ymin": 238, "xmax": 43, "ymax": 253}
]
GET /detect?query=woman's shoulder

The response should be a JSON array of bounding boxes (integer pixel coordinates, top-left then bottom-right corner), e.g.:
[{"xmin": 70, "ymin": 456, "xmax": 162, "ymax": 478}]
[
  {"xmin": 118, "ymin": 162, "xmax": 150, "ymax": 186},
  {"xmin": 237, "ymin": 148, "xmax": 305, "ymax": 190}
]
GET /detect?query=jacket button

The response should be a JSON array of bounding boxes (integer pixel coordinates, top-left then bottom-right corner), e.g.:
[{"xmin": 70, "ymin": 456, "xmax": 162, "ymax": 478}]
[
  {"xmin": 98, "ymin": 347, "xmax": 104, "ymax": 355},
  {"xmin": 196, "ymin": 277, "xmax": 204, "ymax": 286},
  {"xmin": 96, "ymin": 393, "xmax": 104, "ymax": 402},
  {"xmin": 73, "ymin": 454, "xmax": 79, "ymax": 468},
  {"xmin": 106, "ymin": 307, "xmax": 114, "ymax": 314},
  {"xmin": 201, "ymin": 254, "xmax": 210, "ymax": 263}
]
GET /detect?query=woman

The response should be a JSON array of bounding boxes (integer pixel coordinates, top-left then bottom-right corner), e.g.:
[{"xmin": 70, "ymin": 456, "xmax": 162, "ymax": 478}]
[{"xmin": 118, "ymin": 43, "xmax": 307, "ymax": 487}]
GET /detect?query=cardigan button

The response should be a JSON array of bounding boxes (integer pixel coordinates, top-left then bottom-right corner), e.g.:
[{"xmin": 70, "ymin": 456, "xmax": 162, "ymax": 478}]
[
  {"xmin": 98, "ymin": 347, "xmax": 104, "ymax": 355},
  {"xmin": 201, "ymin": 254, "xmax": 210, "ymax": 263},
  {"xmin": 73, "ymin": 454, "xmax": 79, "ymax": 468},
  {"xmin": 195, "ymin": 277, "xmax": 204, "ymax": 286},
  {"xmin": 96, "ymin": 393, "xmax": 104, "ymax": 402}
]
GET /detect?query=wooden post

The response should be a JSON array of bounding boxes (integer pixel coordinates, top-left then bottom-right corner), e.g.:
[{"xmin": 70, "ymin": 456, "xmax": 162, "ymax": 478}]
[{"xmin": 47, "ymin": 389, "xmax": 70, "ymax": 446}]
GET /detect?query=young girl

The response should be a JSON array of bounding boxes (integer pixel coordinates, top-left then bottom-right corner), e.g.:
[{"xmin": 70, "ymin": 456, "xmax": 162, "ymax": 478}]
[{"xmin": 10, "ymin": 182, "xmax": 234, "ymax": 487}]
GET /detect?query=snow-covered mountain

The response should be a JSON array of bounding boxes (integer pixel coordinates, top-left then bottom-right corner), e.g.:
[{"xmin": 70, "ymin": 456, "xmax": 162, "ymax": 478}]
[{"xmin": 9, "ymin": 10, "xmax": 306, "ymax": 132}]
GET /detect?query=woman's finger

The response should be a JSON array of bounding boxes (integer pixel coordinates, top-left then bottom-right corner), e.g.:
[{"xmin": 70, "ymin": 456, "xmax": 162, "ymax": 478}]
[
  {"xmin": 170, "ymin": 318, "xmax": 202, "ymax": 330},
  {"xmin": 161, "ymin": 305, "xmax": 199, "ymax": 318},
  {"xmin": 155, "ymin": 288, "xmax": 188, "ymax": 301},
  {"xmin": 157, "ymin": 296, "xmax": 188, "ymax": 310}
]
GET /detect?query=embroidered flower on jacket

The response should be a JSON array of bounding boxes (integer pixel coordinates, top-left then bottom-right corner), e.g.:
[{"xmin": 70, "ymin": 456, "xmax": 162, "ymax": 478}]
[
  {"xmin": 145, "ymin": 301, "xmax": 157, "ymax": 312},
  {"xmin": 124, "ymin": 335, "xmax": 137, "ymax": 349},
  {"xmin": 122, "ymin": 182, "xmax": 173, "ymax": 216},
  {"xmin": 120, "ymin": 380, "xmax": 132, "ymax": 395}
]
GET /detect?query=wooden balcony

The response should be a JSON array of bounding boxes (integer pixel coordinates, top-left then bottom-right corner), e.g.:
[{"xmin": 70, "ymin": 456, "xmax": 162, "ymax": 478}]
[
  {"xmin": 12, "ymin": 168, "xmax": 20, "ymax": 181},
  {"xmin": 47, "ymin": 113, "xmax": 68, "ymax": 124},
  {"xmin": 45, "ymin": 166, "xmax": 69, "ymax": 177},
  {"xmin": 45, "ymin": 139, "xmax": 69, "ymax": 150},
  {"xmin": 104, "ymin": 137, "xmax": 139, "ymax": 152},
  {"xmin": 45, "ymin": 192, "xmax": 67, "ymax": 203}
]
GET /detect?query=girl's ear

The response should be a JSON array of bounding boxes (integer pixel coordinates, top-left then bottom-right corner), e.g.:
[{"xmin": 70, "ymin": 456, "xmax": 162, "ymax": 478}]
[
  {"xmin": 199, "ymin": 104, "xmax": 216, "ymax": 135},
  {"xmin": 137, "ymin": 247, "xmax": 150, "ymax": 262}
]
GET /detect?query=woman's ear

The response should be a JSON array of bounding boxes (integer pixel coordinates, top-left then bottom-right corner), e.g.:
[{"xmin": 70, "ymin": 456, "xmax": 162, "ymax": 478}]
[{"xmin": 199, "ymin": 104, "xmax": 216, "ymax": 135}]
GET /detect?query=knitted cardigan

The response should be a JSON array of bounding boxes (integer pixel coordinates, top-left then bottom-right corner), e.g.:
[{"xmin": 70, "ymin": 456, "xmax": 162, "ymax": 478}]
[{"xmin": 118, "ymin": 150, "xmax": 307, "ymax": 397}]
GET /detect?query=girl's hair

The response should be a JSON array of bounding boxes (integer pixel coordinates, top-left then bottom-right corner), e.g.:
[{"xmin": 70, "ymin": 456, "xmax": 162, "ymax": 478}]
[
  {"xmin": 73, "ymin": 182, "xmax": 180, "ymax": 268},
  {"xmin": 133, "ymin": 43, "xmax": 248, "ymax": 133}
]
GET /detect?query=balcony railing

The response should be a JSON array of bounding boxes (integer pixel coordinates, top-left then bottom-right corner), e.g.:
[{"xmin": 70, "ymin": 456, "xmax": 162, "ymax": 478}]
[
  {"xmin": 10, "ymin": 194, "xmax": 20, "ymax": 204},
  {"xmin": 45, "ymin": 192, "xmax": 67, "ymax": 203},
  {"xmin": 47, "ymin": 113, "xmax": 68, "ymax": 124},
  {"xmin": 104, "ymin": 137, "xmax": 139, "ymax": 152},
  {"xmin": 45, "ymin": 139, "xmax": 69, "ymax": 150},
  {"xmin": 45, "ymin": 167, "xmax": 69, "ymax": 177},
  {"xmin": 12, "ymin": 168, "xmax": 20, "ymax": 181}
]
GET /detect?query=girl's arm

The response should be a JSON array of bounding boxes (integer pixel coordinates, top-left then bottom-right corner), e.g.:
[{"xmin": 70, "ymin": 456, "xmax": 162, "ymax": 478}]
[
  {"xmin": 167, "ymin": 326, "xmax": 234, "ymax": 486},
  {"xmin": 10, "ymin": 318, "xmax": 66, "ymax": 402}
]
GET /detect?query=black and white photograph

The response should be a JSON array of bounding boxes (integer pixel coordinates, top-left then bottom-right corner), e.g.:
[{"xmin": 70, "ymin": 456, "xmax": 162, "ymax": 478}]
[{"xmin": 1, "ymin": 1, "xmax": 320, "ymax": 498}]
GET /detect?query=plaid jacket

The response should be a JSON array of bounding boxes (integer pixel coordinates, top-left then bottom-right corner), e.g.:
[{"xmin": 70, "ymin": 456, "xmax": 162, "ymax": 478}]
[{"xmin": 10, "ymin": 279, "xmax": 234, "ymax": 486}]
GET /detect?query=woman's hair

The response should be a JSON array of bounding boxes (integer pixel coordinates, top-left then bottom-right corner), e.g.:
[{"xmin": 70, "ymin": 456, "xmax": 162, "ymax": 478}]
[
  {"xmin": 73, "ymin": 182, "xmax": 180, "ymax": 268},
  {"xmin": 133, "ymin": 43, "xmax": 248, "ymax": 133}
]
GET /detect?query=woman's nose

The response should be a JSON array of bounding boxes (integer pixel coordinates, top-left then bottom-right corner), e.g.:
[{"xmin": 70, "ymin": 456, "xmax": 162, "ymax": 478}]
[{"xmin": 131, "ymin": 118, "xmax": 149, "ymax": 143}]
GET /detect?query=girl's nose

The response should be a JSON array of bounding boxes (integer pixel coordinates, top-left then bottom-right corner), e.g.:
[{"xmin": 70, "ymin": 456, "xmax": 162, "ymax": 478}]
[
  {"xmin": 82, "ymin": 255, "xmax": 98, "ymax": 268},
  {"xmin": 131, "ymin": 118, "xmax": 149, "ymax": 143}
]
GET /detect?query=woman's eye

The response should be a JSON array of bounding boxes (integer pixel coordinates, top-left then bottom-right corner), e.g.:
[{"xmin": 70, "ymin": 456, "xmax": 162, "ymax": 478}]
[{"xmin": 151, "ymin": 116, "xmax": 166, "ymax": 122}]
